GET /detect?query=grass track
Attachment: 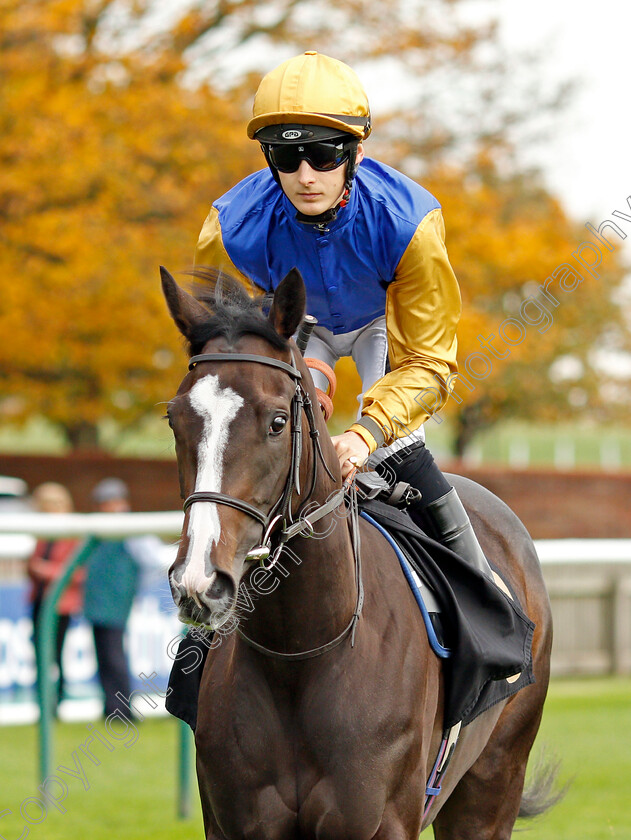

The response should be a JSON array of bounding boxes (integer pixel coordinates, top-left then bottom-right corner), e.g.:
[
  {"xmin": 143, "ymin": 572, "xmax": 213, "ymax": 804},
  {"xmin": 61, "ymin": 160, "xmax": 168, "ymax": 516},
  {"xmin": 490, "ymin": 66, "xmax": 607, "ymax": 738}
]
[
  {"xmin": 517, "ymin": 677, "xmax": 631, "ymax": 839},
  {"xmin": 1, "ymin": 678, "xmax": 629, "ymax": 838},
  {"xmin": 0, "ymin": 716, "xmax": 203, "ymax": 839}
]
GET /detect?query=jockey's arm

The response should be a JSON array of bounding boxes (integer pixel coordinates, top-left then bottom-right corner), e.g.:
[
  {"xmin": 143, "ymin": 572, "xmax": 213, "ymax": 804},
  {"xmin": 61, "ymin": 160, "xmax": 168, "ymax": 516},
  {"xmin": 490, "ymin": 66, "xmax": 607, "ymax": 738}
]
[
  {"xmin": 348, "ymin": 207, "xmax": 461, "ymax": 454},
  {"xmin": 195, "ymin": 206, "xmax": 259, "ymax": 293}
]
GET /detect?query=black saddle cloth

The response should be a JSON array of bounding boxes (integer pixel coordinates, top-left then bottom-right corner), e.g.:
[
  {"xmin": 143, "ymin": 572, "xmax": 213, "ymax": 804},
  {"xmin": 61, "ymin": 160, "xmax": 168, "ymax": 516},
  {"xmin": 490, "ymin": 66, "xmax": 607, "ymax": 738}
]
[
  {"xmin": 360, "ymin": 498, "xmax": 535, "ymax": 727},
  {"xmin": 166, "ymin": 499, "xmax": 535, "ymax": 731}
]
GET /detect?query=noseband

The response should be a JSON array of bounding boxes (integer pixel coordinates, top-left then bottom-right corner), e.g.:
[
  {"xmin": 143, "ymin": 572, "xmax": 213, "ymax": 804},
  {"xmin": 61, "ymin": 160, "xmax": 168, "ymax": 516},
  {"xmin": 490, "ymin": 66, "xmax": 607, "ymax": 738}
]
[{"xmin": 183, "ymin": 349, "xmax": 341, "ymax": 568}]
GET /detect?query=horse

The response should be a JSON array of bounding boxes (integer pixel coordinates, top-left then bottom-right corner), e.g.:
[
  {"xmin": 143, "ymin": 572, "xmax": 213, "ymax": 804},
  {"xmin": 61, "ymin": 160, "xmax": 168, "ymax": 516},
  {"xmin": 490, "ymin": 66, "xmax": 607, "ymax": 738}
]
[{"xmin": 161, "ymin": 264, "xmax": 554, "ymax": 840}]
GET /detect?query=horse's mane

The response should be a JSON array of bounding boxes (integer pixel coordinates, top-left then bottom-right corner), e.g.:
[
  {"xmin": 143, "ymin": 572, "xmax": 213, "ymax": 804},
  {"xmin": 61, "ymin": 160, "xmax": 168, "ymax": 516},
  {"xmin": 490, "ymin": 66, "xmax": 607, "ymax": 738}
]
[{"xmin": 184, "ymin": 267, "xmax": 288, "ymax": 355}]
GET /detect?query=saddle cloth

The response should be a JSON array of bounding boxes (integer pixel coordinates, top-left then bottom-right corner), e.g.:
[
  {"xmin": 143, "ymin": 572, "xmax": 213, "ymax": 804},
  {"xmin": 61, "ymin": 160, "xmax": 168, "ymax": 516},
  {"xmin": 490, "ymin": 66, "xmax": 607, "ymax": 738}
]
[{"xmin": 359, "ymin": 498, "xmax": 535, "ymax": 727}]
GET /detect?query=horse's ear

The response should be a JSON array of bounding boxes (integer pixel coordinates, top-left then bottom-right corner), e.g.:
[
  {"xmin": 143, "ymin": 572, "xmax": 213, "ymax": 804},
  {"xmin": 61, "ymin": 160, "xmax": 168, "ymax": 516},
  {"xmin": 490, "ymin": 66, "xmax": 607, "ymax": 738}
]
[
  {"xmin": 268, "ymin": 268, "xmax": 306, "ymax": 339},
  {"xmin": 160, "ymin": 266, "xmax": 208, "ymax": 342}
]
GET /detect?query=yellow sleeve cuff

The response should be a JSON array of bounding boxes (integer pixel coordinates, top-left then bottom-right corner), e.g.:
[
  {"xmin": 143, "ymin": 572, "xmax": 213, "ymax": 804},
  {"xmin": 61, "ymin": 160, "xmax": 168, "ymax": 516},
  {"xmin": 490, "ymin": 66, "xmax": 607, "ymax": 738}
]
[{"xmin": 347, "ymin": 422, "xmax": 379, "ymax": 455}]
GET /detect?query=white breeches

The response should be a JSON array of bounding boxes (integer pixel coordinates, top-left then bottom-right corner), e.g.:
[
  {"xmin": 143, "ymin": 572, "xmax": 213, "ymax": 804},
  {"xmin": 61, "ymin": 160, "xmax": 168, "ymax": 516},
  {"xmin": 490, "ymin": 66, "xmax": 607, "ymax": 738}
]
[{"xmin": 304, "ymin": 316, "xmax": 424, "ymax": 463}]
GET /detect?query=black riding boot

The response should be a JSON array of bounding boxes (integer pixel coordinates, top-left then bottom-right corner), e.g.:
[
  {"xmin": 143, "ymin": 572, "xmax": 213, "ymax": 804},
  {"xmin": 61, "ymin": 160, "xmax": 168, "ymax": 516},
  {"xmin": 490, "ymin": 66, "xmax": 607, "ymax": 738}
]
[
  {"xmin": 420, "ymin": 487, "xmax": 493, "ymax": 579},
  {"xmin": 376, "ymin": 441, "xmax": 494, "ymax": 580}
]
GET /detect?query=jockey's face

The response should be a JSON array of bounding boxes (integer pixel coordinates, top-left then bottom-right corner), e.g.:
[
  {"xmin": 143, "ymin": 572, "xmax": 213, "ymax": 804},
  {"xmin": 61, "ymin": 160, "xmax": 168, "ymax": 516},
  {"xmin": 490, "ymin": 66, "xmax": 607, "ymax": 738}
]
[{"xmin": 278, "ymin": 143, "xmax": 364, "ymax": 216}]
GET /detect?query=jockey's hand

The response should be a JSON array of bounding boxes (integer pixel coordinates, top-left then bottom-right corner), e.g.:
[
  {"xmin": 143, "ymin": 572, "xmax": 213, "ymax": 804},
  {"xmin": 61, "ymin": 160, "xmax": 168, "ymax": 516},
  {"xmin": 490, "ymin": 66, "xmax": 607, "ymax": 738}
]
[{"xmin": 331, "ymin": 431, "xmax": 370, "ymax": 480}]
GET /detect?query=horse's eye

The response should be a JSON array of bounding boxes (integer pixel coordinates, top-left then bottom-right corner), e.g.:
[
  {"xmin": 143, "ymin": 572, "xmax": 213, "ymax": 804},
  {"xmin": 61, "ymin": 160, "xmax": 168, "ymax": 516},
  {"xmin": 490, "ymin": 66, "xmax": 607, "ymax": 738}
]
[{"xmin": 268, "ymin": 414, "xmax": 288, "ymax": 436}]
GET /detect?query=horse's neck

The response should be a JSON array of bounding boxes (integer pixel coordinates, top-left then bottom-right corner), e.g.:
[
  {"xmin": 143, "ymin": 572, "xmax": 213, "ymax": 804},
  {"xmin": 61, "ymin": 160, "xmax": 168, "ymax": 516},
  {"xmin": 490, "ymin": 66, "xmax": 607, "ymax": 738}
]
[{"xmin": 241, "ymin": 487, "xmax": 358, "ymax": 654}]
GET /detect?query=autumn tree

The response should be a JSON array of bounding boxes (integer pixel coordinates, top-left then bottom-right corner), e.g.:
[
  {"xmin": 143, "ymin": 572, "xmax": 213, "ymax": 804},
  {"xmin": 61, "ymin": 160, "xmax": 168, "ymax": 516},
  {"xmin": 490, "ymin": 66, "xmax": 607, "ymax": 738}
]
[
  {"xmin": 2, "ymin": 0, "xmax": 623, "ymax": 454},
  {"xmin": 421, "ymin": 160, "xmax": 628, "ymax": 456},
  {"xmin": 0, "ymin": 0, "xmax": 260, "ymax": 448}
]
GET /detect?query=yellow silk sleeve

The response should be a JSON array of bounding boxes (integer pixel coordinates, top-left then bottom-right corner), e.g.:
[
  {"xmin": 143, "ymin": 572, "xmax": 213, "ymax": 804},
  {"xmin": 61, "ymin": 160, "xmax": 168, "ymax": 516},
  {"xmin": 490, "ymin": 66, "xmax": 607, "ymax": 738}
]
[
  {"xmin": 348, "ymin": 208, "xmax": 461, "ymax": 450},
  {"xmin": 195, "ymin": 206, "xmax": 259, "ymax": 294}
]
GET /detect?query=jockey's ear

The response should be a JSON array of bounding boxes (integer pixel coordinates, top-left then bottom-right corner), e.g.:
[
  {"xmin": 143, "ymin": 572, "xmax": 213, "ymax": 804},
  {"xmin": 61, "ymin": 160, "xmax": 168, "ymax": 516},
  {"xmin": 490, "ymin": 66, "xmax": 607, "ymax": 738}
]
[
  {"xmin": 160, "ymin": 266, "xmax": 209, "ymax": 344},
  {"xmin": 268, "ymin": 267, "xmax": 306, "ymax": 340}
]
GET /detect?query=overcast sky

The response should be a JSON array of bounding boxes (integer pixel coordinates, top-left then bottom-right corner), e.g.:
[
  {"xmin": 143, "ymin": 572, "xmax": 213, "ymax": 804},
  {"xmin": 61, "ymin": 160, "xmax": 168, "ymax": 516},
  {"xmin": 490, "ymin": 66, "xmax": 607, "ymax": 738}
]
[
  {"xmin": 496, "ymin": 0, "xmax": 630, "ymax": 225},
  {"xmin": 360, "ymin": 1, "xmax": 630, "ymax": 227}
]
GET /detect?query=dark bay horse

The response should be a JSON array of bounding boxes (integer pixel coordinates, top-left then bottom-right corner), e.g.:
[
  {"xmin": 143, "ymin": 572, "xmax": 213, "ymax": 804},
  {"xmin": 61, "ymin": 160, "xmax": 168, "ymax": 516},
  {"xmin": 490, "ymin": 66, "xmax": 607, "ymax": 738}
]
[{"xmin": 161, "ymin": 265, "xmax": 553, "ymax": 840}]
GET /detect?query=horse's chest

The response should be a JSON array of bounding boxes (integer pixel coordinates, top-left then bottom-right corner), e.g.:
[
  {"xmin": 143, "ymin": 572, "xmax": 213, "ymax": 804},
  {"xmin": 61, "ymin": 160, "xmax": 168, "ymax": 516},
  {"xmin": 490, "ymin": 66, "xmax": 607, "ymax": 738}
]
[
  {"xmin": 198, "ymin": 709, "xmax": 388, "ymax": 840},
  {"xmin": 196, "ymin": 658, "xmax": 424, "ymax": 839}
]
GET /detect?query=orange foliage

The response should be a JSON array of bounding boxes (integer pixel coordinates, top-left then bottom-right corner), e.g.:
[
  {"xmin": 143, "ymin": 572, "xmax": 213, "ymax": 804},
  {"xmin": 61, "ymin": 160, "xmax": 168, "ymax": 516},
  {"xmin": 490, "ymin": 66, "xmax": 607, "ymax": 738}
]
[
  {"xmin": 1, "ymin": 0, "xmax": 626, "ymax": 454},
  {"xmin": 423, "ymin": 161, "xmax": 627, "ymax": 450},
  {"xmin": 0, "ymin": 0, "xmax": 260, "ymax": 447}
]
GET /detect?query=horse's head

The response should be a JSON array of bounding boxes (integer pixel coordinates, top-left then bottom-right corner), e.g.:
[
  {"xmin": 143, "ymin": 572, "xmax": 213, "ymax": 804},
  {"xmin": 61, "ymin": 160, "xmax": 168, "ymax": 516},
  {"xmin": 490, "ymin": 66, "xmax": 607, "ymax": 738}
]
[{"xmin": 161, "ymin": 265, "xmax": 336, "ymax": 629}]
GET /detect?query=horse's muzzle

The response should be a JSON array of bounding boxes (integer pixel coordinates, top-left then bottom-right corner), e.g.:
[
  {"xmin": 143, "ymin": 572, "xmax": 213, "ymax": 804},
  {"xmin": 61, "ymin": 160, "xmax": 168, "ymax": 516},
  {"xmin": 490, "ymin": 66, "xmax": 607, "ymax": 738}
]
[{"xmin": 170, "ymin": 568, "xmax": 236, "ymax": 627}]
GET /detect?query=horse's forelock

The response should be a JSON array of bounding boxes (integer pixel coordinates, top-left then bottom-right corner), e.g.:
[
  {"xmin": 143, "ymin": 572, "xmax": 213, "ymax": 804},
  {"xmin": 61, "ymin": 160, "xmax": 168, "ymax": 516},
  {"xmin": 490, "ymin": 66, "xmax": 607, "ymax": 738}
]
[
  {"xmin": 183, "ymin": 267, "xmax": 288, "ymax": 356},
  {"xmin": 186, "ymin": 267, "xmax": 254, "ymax": 311}
]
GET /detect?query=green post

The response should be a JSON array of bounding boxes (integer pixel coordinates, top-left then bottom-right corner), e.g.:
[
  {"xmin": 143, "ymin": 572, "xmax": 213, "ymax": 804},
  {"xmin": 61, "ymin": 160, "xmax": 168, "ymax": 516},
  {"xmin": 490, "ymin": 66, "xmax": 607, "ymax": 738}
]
[
  {"xmin": 178, "ymin": 719, "xmax": 193, "ymax": 819},
  {"xmin": 36, "ymin": 537, "xmax": 98, "ymax": 783}
]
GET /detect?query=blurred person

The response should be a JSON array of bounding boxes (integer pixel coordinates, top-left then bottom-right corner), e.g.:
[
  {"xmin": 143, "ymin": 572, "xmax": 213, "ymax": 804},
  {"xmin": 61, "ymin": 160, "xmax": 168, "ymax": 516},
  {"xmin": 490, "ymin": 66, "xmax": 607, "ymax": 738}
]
[
  {"xmin": 27, "ymin": 482, "xmax": 83, "ymax": 712},
  {"xmin": 0, "ymin": 475, "xmax": 30, "ymax": 511},
  {"xmin": 83, "ymin": 477, "xmax": 165, "ymax": 718}
]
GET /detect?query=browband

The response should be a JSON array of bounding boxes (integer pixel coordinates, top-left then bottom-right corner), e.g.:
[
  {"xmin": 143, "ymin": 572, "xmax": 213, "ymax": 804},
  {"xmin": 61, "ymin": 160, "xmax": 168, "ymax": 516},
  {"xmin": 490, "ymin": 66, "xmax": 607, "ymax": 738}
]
[{"xmin": 189, "ymin": 353, "xmax": 302, "ymax": 380}]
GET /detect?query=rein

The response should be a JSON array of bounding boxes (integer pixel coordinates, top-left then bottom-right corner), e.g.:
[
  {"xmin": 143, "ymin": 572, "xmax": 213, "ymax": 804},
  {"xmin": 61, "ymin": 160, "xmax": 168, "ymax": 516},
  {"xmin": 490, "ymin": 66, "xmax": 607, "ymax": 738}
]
[{"xmin": 183, "ymin": 348, "xmax": 364, "ymax": 660}]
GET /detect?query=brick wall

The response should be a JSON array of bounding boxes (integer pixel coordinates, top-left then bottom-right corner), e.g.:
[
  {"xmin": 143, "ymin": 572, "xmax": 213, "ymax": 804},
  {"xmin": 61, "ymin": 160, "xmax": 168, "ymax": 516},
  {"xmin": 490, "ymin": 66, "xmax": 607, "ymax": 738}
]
[
  {"xmin": 0, "ymin": 452, "xmax": 181, "ymax": 514},
  {"xmin": 443, "ymin": 461, "xmax": 631, "ymax": 539},
  {"xmin": 1, "ymin": 453, "xmax": 629, "ymax": 539}
]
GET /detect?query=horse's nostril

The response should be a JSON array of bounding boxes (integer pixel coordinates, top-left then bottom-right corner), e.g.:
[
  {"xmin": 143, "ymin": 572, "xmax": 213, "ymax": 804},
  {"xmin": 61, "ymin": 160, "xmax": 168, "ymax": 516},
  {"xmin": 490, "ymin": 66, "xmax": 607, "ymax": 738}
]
[
  {"xmin": 207, "ymin": 571, "xmax": 235, "ymax": 603},
  {"xmin": 170, "ymin": 580, "xmax": 187, "ymax": 606}
]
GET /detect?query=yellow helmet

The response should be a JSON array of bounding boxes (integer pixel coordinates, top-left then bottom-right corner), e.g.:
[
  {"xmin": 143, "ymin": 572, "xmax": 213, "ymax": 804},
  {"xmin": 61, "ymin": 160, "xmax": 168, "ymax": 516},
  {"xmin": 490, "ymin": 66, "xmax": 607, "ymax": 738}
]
[{"xmin": 247, "ymin": 51, "xmax": 371, "ymax": 142}]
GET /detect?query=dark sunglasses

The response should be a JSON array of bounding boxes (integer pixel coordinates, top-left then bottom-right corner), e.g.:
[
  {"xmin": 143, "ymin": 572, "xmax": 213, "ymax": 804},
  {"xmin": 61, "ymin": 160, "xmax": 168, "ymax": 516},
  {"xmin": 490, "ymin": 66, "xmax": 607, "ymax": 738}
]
[{"xmin": 266, "ymin": 140, "xmax": 352, "ymax": 173}]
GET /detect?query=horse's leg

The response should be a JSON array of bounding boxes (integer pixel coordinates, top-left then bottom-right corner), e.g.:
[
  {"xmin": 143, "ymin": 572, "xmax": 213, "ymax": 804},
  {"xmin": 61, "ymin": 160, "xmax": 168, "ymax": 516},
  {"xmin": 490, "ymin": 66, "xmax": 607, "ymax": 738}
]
[
  {"xmin": 427, "ymin": 475, "xmax": 554, "ymax": 839},
  {"xmin": 371, "ymin": 821, "xmax": 413, "ymax": 840},
  {"xmin": 196, "ymin": 754, "xmax": 228, "ymax": 840},
  {"xmin": 431, "ymin": 679, "xmax": 549, "ymax": 840}
]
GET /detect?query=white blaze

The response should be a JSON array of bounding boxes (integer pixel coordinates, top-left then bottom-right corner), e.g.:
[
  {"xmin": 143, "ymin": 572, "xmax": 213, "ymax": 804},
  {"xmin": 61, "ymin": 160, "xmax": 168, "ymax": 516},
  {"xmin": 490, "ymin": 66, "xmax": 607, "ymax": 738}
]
[{"xmin": 180, "ymin": 374, "xmax": 244, "ymax": 594}]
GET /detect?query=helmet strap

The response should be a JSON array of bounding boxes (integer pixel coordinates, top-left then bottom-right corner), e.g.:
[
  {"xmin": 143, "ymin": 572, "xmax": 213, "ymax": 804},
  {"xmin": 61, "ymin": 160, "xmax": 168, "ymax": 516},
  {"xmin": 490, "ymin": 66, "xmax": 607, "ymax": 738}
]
[{"xmin": 261, "ymin": 142, "xmax": 359, "ymax": 232}]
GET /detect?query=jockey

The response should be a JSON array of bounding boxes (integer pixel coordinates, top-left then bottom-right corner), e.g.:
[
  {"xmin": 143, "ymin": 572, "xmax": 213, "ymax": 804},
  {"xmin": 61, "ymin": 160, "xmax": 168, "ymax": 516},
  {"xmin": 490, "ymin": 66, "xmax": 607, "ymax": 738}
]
[{"xmin": 195, "ymin": 51, "xmax": 492, "ymax": 579}]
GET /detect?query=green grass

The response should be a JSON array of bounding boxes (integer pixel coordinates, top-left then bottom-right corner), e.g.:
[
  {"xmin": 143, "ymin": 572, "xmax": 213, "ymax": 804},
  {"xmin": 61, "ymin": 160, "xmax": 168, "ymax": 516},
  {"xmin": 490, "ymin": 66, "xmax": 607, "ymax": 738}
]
[
  {"xmin": 4, "ymin": 416, "xmax": 631, "ymax": 469},
  {"xmin": 0, "ymin": 717, "xmax": 203, "ymax": 839},
  {"xmin": 0, "ymin": 415, "xmax": 176, "ymax": 458},
  {"xmin": 0, "ymin": 678, "xmax": 629, "ymax": 839},
  {"xmin": 517, "ymin": 677, "xmax": 631, "ymax": 839}
]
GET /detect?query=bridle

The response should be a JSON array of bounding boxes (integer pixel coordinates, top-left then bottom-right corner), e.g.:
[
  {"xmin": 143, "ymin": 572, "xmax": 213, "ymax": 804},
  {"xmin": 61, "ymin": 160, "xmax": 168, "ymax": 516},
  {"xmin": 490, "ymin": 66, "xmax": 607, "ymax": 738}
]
[
  {"xmin": 179, "ymin": 343, "xmax": 459, "ymax": 815},
  {"xmin": 182, "ymin": 347, "xmax": 364, "ymax": 660},
  {"xmin": 183, "ymin": 350, "xmax": 341, "ymax": 566}
]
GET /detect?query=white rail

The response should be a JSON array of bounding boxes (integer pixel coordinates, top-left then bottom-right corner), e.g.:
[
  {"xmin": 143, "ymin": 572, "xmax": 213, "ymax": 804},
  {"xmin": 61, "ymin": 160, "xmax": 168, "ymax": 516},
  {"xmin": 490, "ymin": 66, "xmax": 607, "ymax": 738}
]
[
  {"xmin": 1, "ymin": 512, "xmax": 631, "ymax": 564},
  {"xmin": 0, "ymin": 511, "xmax": 184, "ymax": 558},
  {"xmin": 2, "ymin": 513, "xmax": 631, "ymax": 676},
  {"xmin": 535, "ymin": 538, "xmax": 631, "ymax": 564}
]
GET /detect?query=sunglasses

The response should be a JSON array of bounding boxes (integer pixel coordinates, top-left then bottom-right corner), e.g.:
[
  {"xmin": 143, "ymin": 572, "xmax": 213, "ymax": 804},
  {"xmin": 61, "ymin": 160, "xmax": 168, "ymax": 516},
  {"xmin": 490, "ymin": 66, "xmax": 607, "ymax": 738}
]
[{"xmin": 266, "ymin": 140, "xmax": 351, "ymax": 173}]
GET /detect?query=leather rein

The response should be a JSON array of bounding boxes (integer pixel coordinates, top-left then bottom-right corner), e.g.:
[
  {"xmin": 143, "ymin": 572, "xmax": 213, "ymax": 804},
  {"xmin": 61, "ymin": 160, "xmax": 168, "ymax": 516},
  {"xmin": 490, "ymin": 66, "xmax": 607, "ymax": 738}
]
[{"xmin": 182, "ymin": 349, "xmax": 364, "ymax": 661}]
